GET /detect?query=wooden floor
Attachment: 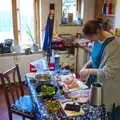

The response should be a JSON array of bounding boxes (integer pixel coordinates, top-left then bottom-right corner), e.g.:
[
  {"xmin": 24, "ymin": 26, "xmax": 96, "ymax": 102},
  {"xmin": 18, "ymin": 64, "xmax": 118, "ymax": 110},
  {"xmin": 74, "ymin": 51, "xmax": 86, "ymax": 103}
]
[{"xmin": 0, "ymin": 86, "xmax": 29, "ymax": 120}]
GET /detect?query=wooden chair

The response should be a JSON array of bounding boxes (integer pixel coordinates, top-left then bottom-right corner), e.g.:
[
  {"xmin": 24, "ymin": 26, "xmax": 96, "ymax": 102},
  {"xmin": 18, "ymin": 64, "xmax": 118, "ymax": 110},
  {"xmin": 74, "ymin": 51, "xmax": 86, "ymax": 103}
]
[{"xmin": 0, "ymin": 64, "xmax": 35, "ymax": 120}]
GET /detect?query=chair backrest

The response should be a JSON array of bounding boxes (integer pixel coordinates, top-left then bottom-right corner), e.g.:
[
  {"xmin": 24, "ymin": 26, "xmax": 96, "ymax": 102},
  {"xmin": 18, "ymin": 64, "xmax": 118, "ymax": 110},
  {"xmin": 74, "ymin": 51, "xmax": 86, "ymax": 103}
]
[{"xmin": 0, "ymin": 64, "xmax": 24, "ymax": 109}]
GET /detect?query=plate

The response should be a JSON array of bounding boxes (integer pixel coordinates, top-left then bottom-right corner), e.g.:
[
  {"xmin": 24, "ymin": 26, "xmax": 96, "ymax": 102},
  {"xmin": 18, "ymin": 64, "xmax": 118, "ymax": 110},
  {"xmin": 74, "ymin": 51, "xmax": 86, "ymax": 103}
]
[
  {"xmin": 67, "ymin": 89, "xmax": 90, "ymax": 103},
  {"xmin": 59, "ymin": 101, "xmax": 85, "ymax": 117}
]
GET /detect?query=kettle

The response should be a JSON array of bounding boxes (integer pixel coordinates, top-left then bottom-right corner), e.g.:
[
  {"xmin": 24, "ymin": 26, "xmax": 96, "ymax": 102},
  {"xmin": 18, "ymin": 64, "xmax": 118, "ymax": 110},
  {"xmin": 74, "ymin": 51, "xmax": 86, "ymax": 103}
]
[{"xmin": 90, "ymin": 83, "xmax": 103, "ymax": 106}]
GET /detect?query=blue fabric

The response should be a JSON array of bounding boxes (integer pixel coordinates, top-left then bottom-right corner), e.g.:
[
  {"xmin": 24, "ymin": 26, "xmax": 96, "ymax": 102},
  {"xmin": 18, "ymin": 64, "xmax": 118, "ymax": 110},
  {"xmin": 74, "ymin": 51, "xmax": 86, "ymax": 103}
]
[
  {"xmin": 88, "ymin": 36, "xmax": 115, "ymax": 84},
  {"xmin": 91, "ymin": 36, "xmax": 115, "ymax": 69},
  {"xmin": 86, "ymin": 41, "xmax": 102, "ymax": 86},
  {"xmin": 43, "ymin": 14, "xmax": 54, "ymax": 51},
  {"xmin": 91, "ymin": 41, "xmax": 102, "ymax": 68},
  {"xmin": 12, "ymin": 95, "xmax": 33, "ymax": 113}
]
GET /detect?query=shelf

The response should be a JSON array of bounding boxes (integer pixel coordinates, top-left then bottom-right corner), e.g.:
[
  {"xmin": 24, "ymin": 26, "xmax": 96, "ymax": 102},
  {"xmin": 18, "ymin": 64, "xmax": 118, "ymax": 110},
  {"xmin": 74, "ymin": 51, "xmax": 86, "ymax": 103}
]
[
  {"xmin": 104, "ymin": 14, "xmax": 115, "ymax": 17},
  {"xmin": 59, "ymin": 24, "xmax": 82, "ymax": 27}
]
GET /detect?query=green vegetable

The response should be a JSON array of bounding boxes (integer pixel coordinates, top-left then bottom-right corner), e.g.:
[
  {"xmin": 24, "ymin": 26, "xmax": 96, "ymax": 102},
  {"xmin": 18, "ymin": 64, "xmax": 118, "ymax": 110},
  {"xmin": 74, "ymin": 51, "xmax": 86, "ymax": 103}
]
[
  {"xmin": 39, "ymin": 85, "xmax": 56, "ymax": 96},
  {"xmin": 47, "ymin": 102, "xmax": 59, "ymax": 109}
]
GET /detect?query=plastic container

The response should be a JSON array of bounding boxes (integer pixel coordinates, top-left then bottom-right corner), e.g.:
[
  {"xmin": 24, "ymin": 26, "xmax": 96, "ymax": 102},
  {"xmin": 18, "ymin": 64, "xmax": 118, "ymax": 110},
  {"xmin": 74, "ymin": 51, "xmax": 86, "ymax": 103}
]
[
  {"xmin": 54, "ymin": 55, "xmax": 60, "ymax": 70},
  {"xmin": 68, "ymin": 89, "xmax": 90, "ymax": 103},
  {"xmin": 48, "ymin": 62, "xmax": 55, "ymax": 71}
]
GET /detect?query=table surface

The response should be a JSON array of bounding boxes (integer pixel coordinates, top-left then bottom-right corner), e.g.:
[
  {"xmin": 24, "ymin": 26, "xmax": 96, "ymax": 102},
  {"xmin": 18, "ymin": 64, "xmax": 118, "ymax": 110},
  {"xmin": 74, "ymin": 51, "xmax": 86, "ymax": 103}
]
[{"xmin": 25, "ymin": 73, "xmax": 108, "ymax": 120}]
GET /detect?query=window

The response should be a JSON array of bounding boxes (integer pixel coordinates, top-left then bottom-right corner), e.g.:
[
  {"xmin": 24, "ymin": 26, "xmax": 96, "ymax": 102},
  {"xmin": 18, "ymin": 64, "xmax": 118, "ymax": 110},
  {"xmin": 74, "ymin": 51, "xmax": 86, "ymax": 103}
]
[
  {"xmin": 0, "ymin": 0, "xmax": 40, "ymax": 49},
  {"xmin": 0, "ymin": 0, "xmax": 13, "ymax": 43},
  {"xmin": 61, "ymin": 0, "xmax": 84, "ymax": 25},
  {"xmin": 17, "ymin": 0, "xmax": 34, "ymax": 47}
]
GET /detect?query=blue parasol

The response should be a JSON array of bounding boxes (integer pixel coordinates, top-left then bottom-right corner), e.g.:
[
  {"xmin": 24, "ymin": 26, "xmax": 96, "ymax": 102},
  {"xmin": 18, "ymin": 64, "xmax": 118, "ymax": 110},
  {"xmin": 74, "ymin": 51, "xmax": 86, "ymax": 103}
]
[{"xmin": 42, "ymin": 12, "xmax": 54, "ymax": 53}]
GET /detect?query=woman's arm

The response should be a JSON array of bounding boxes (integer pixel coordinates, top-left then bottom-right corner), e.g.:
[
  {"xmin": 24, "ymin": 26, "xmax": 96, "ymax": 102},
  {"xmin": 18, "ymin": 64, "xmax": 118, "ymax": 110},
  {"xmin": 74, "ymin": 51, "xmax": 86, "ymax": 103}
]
[
  {"xmin": 96, "ymin": 45, "xmax": 120, "ymax": 83},
  {"xmin": 82, "ymin": 58, "xmax": 92, "ymax": 69},
  {"xmin": 91, "ymin": 39, "xmax": 120, "ymax": 83},
  {"xmin": 79, "ymin": 58, "xmax": 92, "ymax": 81},
  {"xmin": 80, "ymin": 40, "xmax": 120, "ymax": 82}
]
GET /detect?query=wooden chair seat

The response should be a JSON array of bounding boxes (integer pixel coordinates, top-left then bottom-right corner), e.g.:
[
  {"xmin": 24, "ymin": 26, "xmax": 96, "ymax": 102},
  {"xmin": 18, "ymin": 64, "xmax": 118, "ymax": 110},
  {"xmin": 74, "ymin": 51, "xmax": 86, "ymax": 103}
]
[{"xmin": 0, "ymin": 64, "xmax": 35, "ymax": 120}]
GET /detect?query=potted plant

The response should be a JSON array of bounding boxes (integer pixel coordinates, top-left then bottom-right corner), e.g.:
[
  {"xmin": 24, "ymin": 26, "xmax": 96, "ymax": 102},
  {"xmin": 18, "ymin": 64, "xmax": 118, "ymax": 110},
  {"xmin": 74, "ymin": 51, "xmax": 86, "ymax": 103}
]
[{"xmin": 26, "ymin": 25, "xmax": 39, "ymax": 51}]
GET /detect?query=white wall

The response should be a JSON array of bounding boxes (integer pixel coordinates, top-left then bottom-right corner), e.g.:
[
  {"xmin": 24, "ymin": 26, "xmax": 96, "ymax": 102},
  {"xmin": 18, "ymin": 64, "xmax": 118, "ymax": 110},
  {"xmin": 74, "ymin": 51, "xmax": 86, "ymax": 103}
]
[{"xmin": 114, "ymin": 0, "xmax": 120, "ymax": 28}]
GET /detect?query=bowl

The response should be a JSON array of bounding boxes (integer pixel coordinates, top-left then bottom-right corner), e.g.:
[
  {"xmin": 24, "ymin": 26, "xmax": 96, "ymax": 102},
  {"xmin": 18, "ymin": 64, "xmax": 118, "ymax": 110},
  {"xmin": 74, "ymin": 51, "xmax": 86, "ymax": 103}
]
[
  {"xmin": 35, "ymin": 73, "xmax": 51, "ymax": 84},
  {"xmin": 36, "ymin": 83, "xmax": 57, "ymax": 99}
]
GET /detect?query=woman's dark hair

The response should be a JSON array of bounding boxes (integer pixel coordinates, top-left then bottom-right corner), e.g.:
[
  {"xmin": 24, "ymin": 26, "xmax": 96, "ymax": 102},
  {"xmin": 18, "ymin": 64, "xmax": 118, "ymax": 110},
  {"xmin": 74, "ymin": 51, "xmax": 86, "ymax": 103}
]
[
  {"xmin": 83, "ymin": 20, "xmax": 103, "ymax": 36},
  {"xmin": 83, "ymin": 18, "xmax": 112, "ymax": 36}
]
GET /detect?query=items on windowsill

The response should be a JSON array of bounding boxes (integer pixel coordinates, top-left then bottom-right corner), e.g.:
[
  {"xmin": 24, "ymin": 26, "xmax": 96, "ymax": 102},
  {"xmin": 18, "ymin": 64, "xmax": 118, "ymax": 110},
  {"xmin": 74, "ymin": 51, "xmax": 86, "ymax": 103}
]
[
  {"xmin": 24, "ymin": 48, "xmax": 32, "ymax": 55},
  {"xmin": 0, "ymin": 39, "xmax": 13, "ymax": 54},
  {"xmin": 68, "ymin": 13, "xmax": 73, "ymax": 24},
  {"xmin": 14, "ymin": 45, "xmax": 21, "ymax": 53},
  {"xmin": 32, "ymin": 43, "xmax": 39, "ymax": 52}
]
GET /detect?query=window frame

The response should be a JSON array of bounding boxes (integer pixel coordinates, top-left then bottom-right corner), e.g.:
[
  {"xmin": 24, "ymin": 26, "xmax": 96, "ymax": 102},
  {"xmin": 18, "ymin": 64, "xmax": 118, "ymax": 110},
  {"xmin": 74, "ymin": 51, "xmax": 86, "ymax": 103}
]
[
  {"xmin": 61, "ymin": 0, "xmax": 84, "ymax": 25},
  {"xmin": 11, "ymin": 0, "xmax": 40, "ymax": 47}
]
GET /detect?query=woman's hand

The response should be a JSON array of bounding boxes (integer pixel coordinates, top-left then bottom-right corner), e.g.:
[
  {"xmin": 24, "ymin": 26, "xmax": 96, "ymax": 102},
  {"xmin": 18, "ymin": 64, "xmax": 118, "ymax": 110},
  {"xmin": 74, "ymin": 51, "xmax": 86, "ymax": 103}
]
[
  {"xmin": 79, "ymin": 69, "xmax": 89, "ymax": 82},
  {"xmin": 79, "ymin": 68, "xmax": 97, "ymax": 82}
]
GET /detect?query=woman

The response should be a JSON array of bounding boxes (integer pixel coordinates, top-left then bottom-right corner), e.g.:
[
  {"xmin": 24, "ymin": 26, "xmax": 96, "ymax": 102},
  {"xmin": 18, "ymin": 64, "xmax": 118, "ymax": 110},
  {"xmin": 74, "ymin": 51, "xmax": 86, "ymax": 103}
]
[{"xmin": 79, "ymin": 20, "xmax": 120, "ymax": 111}]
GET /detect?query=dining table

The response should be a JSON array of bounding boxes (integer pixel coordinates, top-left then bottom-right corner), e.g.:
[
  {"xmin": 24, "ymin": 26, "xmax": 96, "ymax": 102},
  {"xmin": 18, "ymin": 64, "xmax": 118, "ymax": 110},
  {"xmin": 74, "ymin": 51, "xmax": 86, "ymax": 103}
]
[{"xmin": 25, "ymin": 71, "xmax": 108, "ymax": 120}]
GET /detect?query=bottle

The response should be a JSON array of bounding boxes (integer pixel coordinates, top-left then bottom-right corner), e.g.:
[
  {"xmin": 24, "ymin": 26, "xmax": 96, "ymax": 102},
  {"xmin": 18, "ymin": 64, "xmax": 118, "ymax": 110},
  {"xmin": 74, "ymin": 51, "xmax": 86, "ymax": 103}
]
[
  {"xmin": 108, "ymin": 2, "xmax": 113, "ymax": 15},
  {"xmin": 102, "ymin": 2, "xmax": 108, "ymax": 15},
  {"xmin": 54, "ymin": 55, "xmax": 60, "ymax": 70},
  {"xmin": 62, "ymin": 9, "xmax": 68, "ymax": 24}
]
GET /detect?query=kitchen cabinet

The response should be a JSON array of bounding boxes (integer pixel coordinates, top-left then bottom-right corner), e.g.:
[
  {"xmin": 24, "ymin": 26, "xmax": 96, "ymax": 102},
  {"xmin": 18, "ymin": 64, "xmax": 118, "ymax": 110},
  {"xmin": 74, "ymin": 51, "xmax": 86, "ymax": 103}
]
[
  {"xmin": 0, "ymin": 56, "xmax": 14, "ymax": 72},
  {"xmin": 0, "ymin": 54, "xmax": 43, "ymax": 82},
  {"xmin": 0, "ymin": 45, "xmax": 87, "ymax": 83},
  {"xmin": 0, "ymin": 51, "xmax": 78, "ymax": 82}
]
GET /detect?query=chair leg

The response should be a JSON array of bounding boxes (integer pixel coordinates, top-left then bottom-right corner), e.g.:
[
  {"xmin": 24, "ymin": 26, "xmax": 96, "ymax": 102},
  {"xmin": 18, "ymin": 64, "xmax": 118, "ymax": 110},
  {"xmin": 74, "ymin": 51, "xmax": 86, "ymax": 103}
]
[
  {"xmin": 22, "ymin": 116, "xmax": 25, "ymax": 120},
  {"xmin": 9, "ymin": 111, "xmax": 12, "ymax": 120}
]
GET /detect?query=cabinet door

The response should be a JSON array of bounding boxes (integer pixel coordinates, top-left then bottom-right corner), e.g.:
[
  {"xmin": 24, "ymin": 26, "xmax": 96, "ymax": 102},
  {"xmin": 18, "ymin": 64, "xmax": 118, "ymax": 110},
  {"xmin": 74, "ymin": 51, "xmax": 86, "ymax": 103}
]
[
  {"xmin": 0, "ymin": 56, "xmax": 15, "ymax": 84},
  {"xmin": 0, "ymin": 54, "xmax": 43, "ymax": 82},
  {"xmin": 0, "ymin": 56, "xmax": 14, "ymax": 72},
  {"xmin": 15, "ymin": 54, "xmax": 43, "ymax": 80}
]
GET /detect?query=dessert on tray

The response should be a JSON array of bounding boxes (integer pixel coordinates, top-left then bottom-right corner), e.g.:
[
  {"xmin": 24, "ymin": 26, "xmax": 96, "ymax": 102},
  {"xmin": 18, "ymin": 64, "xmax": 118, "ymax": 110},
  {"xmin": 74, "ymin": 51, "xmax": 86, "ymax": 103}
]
[{"xmin": 55, "ymin": 73, "xmax": 90, "ymax": 103}]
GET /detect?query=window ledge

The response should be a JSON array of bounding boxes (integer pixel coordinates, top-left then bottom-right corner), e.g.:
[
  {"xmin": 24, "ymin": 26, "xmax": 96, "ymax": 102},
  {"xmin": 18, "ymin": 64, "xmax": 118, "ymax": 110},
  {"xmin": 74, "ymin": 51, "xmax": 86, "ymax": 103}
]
[
  {"xmin": 60, "ymin": 24, "xmax": 82, "ymax": 26},
  {"xmin": 0, "ymin": 50, "xmax": 42, "ymax": 57}
]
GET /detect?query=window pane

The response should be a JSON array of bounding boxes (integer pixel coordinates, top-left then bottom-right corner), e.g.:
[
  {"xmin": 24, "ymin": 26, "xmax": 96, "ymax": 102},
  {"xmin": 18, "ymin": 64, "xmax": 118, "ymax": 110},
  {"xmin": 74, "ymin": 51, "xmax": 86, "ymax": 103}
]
[
  {"xmin": 61, "ymin": 0, "xmax": 83, "ymax": 24},
  {"xmin": 0, "ymin": 0, "xmax": 13, "ymax": 42},
  {"xmin": 18, "ymin": 0, "xmax": 34, "ymax": 47}
]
